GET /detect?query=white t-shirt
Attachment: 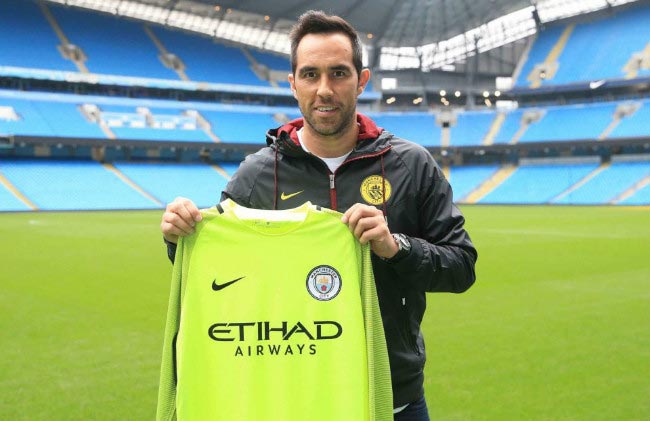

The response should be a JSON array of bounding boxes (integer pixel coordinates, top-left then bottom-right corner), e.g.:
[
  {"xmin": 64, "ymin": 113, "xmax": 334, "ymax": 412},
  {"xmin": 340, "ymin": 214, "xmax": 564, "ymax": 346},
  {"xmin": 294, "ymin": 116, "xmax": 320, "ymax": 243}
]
[{"xmin": 297, "ymin": 128, "xmax": 351, "ymax": 173}]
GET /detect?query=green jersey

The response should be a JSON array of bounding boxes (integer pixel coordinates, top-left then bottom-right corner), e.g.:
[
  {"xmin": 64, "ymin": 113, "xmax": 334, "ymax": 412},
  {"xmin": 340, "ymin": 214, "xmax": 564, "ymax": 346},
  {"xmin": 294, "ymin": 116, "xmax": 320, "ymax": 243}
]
[{"xmin": 157, "ymin": 200, "xmax": 392, "ymax": 421}]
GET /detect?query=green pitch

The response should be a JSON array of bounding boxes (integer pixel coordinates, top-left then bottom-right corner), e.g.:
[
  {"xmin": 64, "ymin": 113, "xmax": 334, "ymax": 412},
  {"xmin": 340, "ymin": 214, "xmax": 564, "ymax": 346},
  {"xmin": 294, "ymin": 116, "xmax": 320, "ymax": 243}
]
[{"xmin": 0, "ymin": 206, "xmax": 648, "ymax": 420}]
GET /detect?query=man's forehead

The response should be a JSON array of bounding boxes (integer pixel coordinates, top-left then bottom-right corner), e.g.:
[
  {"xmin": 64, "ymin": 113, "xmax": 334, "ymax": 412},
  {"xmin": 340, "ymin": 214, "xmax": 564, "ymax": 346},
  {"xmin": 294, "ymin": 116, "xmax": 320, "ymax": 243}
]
[{"xmin": 295, "ymin": 33, "xmax": 354, "ymax": 68}]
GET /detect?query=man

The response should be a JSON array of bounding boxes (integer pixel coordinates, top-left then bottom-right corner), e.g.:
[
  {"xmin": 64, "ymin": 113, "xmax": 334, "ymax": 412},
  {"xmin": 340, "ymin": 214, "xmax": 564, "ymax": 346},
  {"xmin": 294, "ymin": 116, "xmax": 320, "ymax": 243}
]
[{"xmin": 161, "ymin": 10, "xmax": 477, "ymax": 421}]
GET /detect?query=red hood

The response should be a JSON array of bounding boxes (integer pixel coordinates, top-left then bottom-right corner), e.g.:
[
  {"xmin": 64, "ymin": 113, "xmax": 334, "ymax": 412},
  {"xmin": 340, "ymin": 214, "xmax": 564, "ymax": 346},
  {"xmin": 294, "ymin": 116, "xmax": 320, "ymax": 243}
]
[{"xmin": 276, "ymin": 113, "xmax": 383, "ymax": 145}]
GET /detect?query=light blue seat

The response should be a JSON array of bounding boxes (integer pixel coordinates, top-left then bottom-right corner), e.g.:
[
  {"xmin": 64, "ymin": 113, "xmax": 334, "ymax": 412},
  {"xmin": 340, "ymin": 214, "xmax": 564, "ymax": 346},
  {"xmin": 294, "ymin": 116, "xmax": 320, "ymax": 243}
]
[
  {"xmin": 492, "ymin": 110, "xmax": 524, "ymax": 144},
  {"xmin": 515, "ymin": 26, "xmax": 566, "ymax": 87},
  {"xmin": 619, "ymin": 184, "xmax": 650, "ymax": 205},
  {"xmin": 450, "ymin": 111, "xmax": 496, "ymax": 146},
  {"xmin": 113, "ymin": 162, "xmax": 231, "ymax": 208},
  {"xmin": 609, "ymin": 101, "xmax": 650, "ymax": 138},
  {"xmin": 151, "ymin": 27, "xmax": 267, "ymax": 86},
  {"xmin": 448, "ymin": 165, "xmax": 499, "ymax": 202},
  {"xmin": 517, "ymin": 5, "xmax": 650, "ymax": 86},
  {"xmin": 49, "ymin": 4, "xmax": 174, "ymax": 79},
  {"xmin": 0, "ymin": 183, "xmax": 31, "ymax": 211},
  {"xmin": 369, "ymin": 113, "xmax": 440, "ymax": 146},
  {"xmin": 0, "ymin": 160, "xmax": 160, "ymax": 210},
  {"xmin": 0, "ymin": 98, "xmax": 55, "ymax": 137},
  {"xmin": 0, "ymin": 0, "xmax": 76, "ymax": 71},
  {"xmin": 481, "ymin": 163, "xmax": 598, "ymax": 204},
  {"xmin": 110, "ymin": 126, "xmax": 213, "ymax": 142},
  {"xmin": 554, "ymin": 161, "xmax": 650, "ymax": 204},
  {"xmin": 520, "ymin": 102, "xmax": 617, "ymax": 142},
  {"xmin": 203, "ymin": 111, "xmax": 279, "ymax": 144}
]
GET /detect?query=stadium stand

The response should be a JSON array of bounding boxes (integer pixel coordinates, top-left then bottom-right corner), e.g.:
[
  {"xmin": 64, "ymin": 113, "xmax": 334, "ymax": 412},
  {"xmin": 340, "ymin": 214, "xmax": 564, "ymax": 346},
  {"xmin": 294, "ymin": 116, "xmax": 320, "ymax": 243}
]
[
  {"xmin": 516, "ymin": 25, "xmax": 566, "ymax": 88},
  {"xmin": 0, "ymin": 160, "xmax": 161, "ymax": 210},
  {"xmin": 608, "ymin": 99, "xmax": 650, "ymax": 138},
  {"xmin": 249, "ymin": 49, "xmax": 291, "ymax": 88},
  {"xmin": 202, "ymin": 110, "xmax": 281, "ymax": 144},
  {"xmin": 0, "ymin": 178, "xmax": 32, "ymax": 211},
  {"xmin": 1, "ymin": 1, "xmax": 649, "ymax": 210},
  {"xmin": 620, "ymin": 183, "xmax": 650, "ymax": 205},
  {"xmin": 449, "ymin": 111, "xmax": 496, "ymax": 146},
  {"xmin": 0, "ymin": 0, "xmax": 76, "ymax": 72},
  {"xmin": 369, "ymin": 112, "xmax": 441, "ymax": 146},
  {"xmin": 112, "ymin": 162, "xmax": 232, "ymax": 208},
  {"xmin": 517, "ymin": 6, "xmax": 650, "ymax": 87},
  {"xmin": 0, "ymin": 97, "xmax": 60, "ymax": 137},
  {"xmin": 150, "ymin": 26, "xmax": 268, "ymax": 86},
  {"xmin": 0, "ymin": 89, "xmax": 296, "ymax": 143},
  {"xmin": 447, "ymin": 165, "xmax": 500, "ymax": 202},
  {"xmin": 553, "ymin": 159, "xmax": 650, "ymax": 204},
  {"xmin": 479, "ymin": 161, "xmax": 600, "ymax": 204},
  {"xmin": 519, "ymin": 102, "xmax": 618, "ymax": 142},
  {"xmin": 492, "ymin": 109, "xmax": 525, "ymax": 144},
  {"xmin": 48, "ymin": 4, "xmax": 176, "ymax": 79}
]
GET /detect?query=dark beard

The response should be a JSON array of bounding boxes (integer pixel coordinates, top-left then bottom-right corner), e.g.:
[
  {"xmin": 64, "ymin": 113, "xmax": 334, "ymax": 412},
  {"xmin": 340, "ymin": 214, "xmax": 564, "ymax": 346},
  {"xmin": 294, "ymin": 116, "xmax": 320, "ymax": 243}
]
[{"xmin": 301, "ymin": 106, "xmax": 356, "ymax": 138}]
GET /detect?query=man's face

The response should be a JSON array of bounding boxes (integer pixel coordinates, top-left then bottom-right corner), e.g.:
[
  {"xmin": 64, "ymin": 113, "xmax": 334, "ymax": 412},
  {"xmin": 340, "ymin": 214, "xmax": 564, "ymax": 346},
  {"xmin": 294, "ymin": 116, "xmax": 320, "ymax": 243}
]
[{"xmin": 289, "ymin": 32, "xmax": 369, "ymax": 139}]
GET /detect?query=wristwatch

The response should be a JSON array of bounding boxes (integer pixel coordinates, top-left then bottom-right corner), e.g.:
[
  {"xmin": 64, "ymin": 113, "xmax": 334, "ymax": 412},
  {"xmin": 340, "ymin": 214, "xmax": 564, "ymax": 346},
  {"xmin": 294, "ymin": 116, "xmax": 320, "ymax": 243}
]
[{"xmin": 383, "ymin": 233, "xmax": 411, "ymax": 263}]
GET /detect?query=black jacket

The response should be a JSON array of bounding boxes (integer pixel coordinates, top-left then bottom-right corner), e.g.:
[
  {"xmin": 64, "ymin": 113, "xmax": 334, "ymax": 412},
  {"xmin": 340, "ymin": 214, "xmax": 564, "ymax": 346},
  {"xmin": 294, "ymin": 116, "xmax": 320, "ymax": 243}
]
[{"xmin": 168, "ymin": 114, "xmax": 477, "ymax": 407}]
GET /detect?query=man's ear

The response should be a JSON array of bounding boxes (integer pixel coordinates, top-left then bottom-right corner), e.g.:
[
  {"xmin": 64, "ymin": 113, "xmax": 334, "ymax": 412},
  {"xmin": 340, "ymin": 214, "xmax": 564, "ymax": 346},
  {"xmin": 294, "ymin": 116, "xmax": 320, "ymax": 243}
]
[
  {"xmin": 288, "ymin": 73, "xmax": 297, "ymax": 99},
  {"xmin": 357, "ymin": 68, "xmax": 371, "ymax": 96}
]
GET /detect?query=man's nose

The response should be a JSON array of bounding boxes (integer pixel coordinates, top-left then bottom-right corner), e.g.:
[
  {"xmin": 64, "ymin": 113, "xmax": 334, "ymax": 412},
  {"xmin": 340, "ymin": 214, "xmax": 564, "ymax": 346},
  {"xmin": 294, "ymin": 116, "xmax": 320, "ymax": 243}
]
[{"xmin": 317, "ymin": 76, "xmax": 334, "ymax": 98}]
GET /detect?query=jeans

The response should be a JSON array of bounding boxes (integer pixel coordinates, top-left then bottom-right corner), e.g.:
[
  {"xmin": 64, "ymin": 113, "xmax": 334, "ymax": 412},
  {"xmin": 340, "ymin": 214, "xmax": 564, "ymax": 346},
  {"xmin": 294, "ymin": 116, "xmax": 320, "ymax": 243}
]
[{"xmin": 394, "ymin": 396, "xmax": 430, "ymax": 421}]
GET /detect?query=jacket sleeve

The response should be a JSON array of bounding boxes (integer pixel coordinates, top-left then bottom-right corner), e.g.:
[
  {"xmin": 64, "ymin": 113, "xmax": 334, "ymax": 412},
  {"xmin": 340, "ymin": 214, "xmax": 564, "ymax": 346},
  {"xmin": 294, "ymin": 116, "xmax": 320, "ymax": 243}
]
[{"xmin": 389, "ymin": 152, "xmax": 477, "ymax": 294}]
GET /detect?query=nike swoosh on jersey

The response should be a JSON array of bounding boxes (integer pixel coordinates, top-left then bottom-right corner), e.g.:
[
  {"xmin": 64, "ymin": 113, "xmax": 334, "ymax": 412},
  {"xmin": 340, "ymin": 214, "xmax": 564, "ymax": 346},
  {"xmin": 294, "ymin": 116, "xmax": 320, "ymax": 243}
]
[
  {"xmin": 280, "ymin": 190, "xmax": 304, "ymax": 200},
  {"xmin": 212, "ymin": 276, "xmax": 246, "ymax": 291}
]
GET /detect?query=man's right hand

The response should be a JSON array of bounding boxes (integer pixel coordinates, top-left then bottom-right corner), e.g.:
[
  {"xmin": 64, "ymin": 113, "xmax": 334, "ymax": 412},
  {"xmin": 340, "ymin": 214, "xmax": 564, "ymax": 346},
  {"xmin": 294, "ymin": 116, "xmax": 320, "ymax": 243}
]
[{"xmin": 160, "ymin": 197, "xmax": 202, "ymax": 244}]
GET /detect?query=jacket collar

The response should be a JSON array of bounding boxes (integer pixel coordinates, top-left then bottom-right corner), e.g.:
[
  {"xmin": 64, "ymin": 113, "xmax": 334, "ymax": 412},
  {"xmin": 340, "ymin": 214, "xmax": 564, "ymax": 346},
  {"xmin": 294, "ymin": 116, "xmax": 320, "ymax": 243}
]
[{"xmin": 266, "ymin": 113, "xmax": 390, "ymax": 157}]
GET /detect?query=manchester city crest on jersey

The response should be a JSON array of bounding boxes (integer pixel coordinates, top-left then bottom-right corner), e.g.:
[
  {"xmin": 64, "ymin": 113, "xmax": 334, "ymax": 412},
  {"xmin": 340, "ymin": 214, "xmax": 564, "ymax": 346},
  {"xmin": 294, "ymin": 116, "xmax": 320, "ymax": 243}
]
[{"xmin": 306, "ymin": 265, "xmax": 342, "ymax": 301}]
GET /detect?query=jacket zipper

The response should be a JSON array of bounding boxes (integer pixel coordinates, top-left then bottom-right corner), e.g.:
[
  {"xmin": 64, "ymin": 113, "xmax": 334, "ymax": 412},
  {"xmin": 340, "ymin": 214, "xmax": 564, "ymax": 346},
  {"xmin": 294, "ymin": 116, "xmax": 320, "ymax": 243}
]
[
  {"xmin": 329, "ymin": 173, "xmax": 337, "ymax": 210},
  {"xmin": 402, "ymin": 297, "xmax": 421, "ymax": 355},
  {"xmin": 327, "ymin": 145, "xmax": 392, "ymax": 211}
]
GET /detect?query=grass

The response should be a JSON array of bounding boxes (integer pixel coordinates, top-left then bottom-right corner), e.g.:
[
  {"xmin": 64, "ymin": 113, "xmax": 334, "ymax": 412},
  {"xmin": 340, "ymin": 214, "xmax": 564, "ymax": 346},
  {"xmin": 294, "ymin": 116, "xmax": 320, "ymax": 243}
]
[{"xmin": 0, "ymin": 206, "xmax": 648, "ymax": 420}]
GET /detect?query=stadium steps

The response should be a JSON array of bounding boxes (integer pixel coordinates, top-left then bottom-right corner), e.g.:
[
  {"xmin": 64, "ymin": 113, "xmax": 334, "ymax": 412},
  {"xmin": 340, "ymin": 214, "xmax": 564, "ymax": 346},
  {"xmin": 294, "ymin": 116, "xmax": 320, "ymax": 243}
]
[
  {"xmin": 609, "ymin": 175, "xmax": 650, "ymax": 204},
  {"xmin": 273, "ymin": 113, "xmax": 291, "ymax": 125},
  {"xmin": 599, "ymin": 103, "xmax": 642, "ymax": 140},
  {"xmin": 510, "ymin": 110, "xmax": 544, "ymax": 144},
  {"xmin": 483, "ymin": 112, "xmax": 505, "ymax": 145},
  {"xmin": 442, "ymin": 165, "xmax": 450, "ymax": 181},
  {"xmin": 143, "ymin": 25, "xmax": 189, "ymax": 81},
  {"xmin": 38, "ymin": 2, "xmax": 88, "ymax": 73},
  {"xmin": 191, "ymin": 111, "xmax": 221, "ymax": 142},
  {"xmin": 100, "ymin": 121, "xmax": 117, "ymax": 139},
  {"xmin": 101, "ymin": 163, "xmax": 163, "ymax": 206},
  {"xmin": 211, "ymin": 164, "xmax": 233, "ymax": 180},
  {"xmin": 0, "ymin": 170, "xmax": 38, "ymax": 210},
  {"xmin": 441, "ymin": 126, "xmax": 451, "ymax": 147},
  {"xmin": 623, "ymin": 43, "xmax": 650, "ymax": 79},
  {"xmin": 78, "ymin": 104, "xmax": 116, "ymax": 139},
  {"xmin": 463, "ymin": 165, "xmax": 516, "ymax": 204},
  {"xmin": 527, "ymin": 24, "xmax": 575, "ymax": 88},
  {"xmin": 550, "ymin": 162, "xmax": 611, "ymax": 203},
  {"xmin": 599, "ymin": 115, "xmax": 623, "ymax": 140},
  {"xmin": 241, "ymin": 48, "xmax": 273, "ymax": 86}
]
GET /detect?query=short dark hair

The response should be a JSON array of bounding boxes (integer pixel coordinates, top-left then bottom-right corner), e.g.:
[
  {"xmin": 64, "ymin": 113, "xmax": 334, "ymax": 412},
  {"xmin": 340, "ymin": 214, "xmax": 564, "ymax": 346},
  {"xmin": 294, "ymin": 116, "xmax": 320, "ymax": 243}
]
[{"xmin": 289, "ymin": 10, "xmax": 363, "ymax": 77}]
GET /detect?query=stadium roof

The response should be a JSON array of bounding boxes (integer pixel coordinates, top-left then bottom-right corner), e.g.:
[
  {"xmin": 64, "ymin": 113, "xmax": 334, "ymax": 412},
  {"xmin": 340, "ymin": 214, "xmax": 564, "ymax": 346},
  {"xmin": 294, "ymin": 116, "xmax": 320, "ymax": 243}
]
[
  {"xmin": 185, "ymin": 0, "xmax": 532, "ymax": 47},
  {"xmin": 45, "ymin": 0, "xmax": 643, "ymax": 71}
]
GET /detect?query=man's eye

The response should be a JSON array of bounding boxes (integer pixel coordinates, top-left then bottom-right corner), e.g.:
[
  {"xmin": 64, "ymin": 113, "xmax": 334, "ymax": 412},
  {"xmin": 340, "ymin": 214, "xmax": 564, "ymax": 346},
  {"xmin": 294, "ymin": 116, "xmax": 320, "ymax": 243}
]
[
  {"xmin": 303, "ymin": 72, "xmax": 316, "ymax": 78},
  {"xmin": 334, "ymin": 71, "xmax": 346, "ymax": 77}
]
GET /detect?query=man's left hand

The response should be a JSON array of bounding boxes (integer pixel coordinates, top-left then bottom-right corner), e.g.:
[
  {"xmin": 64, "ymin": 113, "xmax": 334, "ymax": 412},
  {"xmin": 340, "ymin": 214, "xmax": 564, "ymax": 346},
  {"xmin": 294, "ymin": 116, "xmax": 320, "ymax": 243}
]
[{"xmin": 341, "ymin": 203, "xmax": 398, "ymax": 259}]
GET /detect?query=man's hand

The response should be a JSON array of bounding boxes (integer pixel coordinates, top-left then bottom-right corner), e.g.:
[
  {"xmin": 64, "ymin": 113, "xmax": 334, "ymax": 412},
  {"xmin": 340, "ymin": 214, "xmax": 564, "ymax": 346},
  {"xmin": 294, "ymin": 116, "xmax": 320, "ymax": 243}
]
[
  {"xmin": 341, "ymin": 203, "xmax": 398, "ymax": 259},
  {"xmin": 160, "ymin": 197, "xmax": 202, "ymax": 244}
]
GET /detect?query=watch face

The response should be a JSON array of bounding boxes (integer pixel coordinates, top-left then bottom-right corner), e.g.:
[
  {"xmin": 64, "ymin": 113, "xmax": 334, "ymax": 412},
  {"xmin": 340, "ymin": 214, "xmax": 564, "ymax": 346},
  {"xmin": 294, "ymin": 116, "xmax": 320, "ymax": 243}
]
[{"xmin": 393, "ymin": 234, "xmax": 411, "ymax": 252}]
